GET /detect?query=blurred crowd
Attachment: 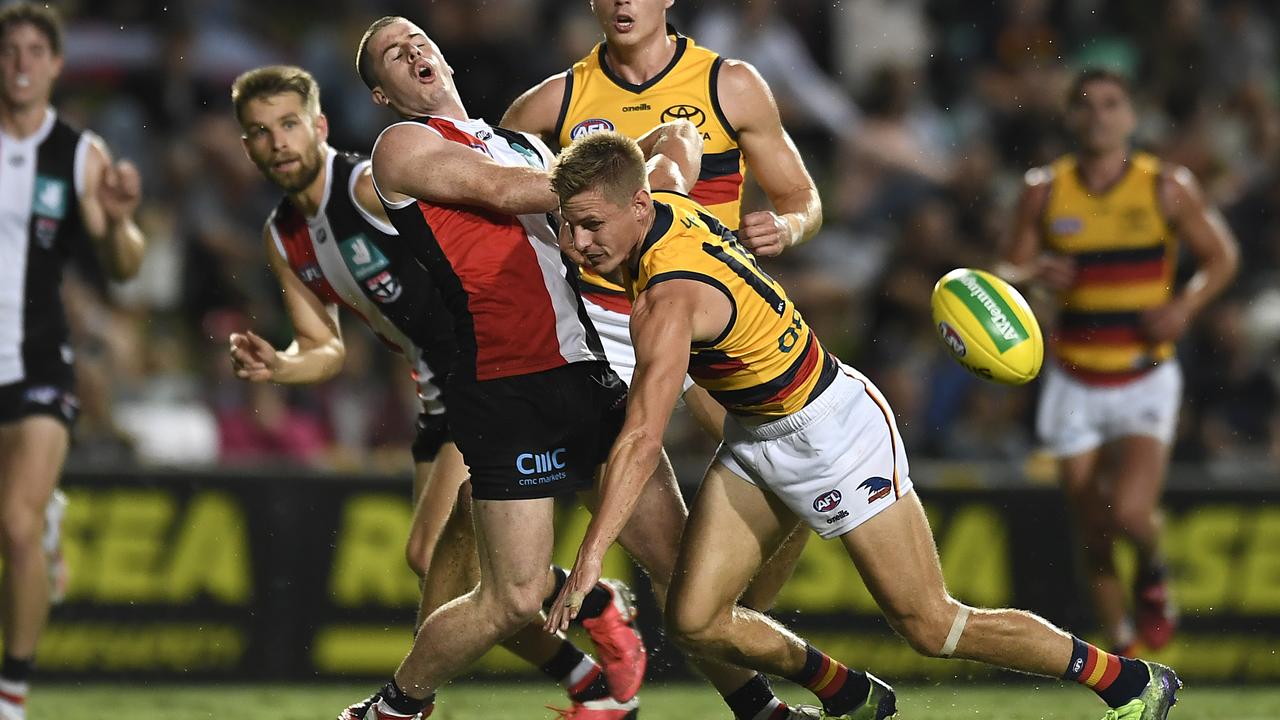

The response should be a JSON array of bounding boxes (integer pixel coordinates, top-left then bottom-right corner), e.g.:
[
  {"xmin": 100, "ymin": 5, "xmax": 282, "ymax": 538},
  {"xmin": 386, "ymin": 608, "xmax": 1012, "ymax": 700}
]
[{"xmin": 47, "ymin": 0, "xmax": 1280, "ymax": 477}]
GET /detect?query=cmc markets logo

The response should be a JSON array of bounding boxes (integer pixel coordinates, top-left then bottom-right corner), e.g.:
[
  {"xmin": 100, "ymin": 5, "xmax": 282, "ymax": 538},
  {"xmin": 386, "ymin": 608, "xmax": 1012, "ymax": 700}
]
[
  {"xmin": 938, "ymin": 321, "xmax": 967, "ymax": 357},
  {"xmin": 517, "ymin": 448, "xmax": 567, "ymax": 480},
  {"xmin": 570, "ymin": 118, "xmax": 615, "ymax": 139},
  {"xmin": 660, "ymin": 104, "xmax": 706, "ymax": 127},
  {"xmin": 812, "ymin": 489, "xmax": 842, "ymax": 513}
]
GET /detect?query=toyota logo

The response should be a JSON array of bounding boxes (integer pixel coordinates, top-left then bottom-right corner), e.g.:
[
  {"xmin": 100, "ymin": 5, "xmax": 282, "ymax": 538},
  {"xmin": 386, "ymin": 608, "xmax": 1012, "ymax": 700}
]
[{"xmin": 660, "ymin": 104, "xmax": 706, "ymax": 127}]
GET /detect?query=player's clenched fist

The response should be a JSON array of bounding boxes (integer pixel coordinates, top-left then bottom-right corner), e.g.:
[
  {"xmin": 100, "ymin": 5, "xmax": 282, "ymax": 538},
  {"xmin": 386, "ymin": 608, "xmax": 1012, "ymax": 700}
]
[
  {"xmin": 228, "ymin": 330, "xmax": 281, "ymax": 382},
  {"xmin": 738, "ymin": 210, "xmax": 797, "ymax": 257}
]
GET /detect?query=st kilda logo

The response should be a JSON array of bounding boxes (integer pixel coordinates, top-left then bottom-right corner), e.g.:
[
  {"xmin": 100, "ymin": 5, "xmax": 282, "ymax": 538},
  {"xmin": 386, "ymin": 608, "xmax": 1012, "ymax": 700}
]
[{"xmin": 661, "ymin": 104, "xmax": 707, "ymax": 127}]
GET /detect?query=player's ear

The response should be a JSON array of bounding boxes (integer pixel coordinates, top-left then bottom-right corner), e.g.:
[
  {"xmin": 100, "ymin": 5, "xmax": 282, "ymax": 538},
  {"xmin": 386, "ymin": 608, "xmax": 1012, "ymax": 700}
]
[
  {"xmin": 663, "ymin": 0, "xmax": 674, "ymax": 10},
  {"xmin": 371, "ymin": 87, "xmax": 388, "ymax": 107},
  {"xmin": 315, "ymin": 112, "xmax": 330, "ymax": 143},
  {"xmin": 632, "ymin": 188, "xmax": 651, "ymax": 219}
]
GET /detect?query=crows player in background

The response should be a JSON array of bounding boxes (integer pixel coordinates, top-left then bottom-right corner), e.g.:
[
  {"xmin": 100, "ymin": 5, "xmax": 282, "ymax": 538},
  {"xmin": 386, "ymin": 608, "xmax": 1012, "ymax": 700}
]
[
  {"xmin": 1000, "ymin": 69, "xmax": 1238, "ymax": 656},
  {"xmin": 227, "ymin": 65, "xmax": 640, "ymax": 719},
  {"xmin": 0, "ymin": 4, "xmax": 146, "ymax": 718},
  {"xmin": 546, "ymin": 130, "xmax": 1185, "ymax": 720},
  {"xmin": 502, "ymin": 0, "xmax": 820, "ymax": 633}
]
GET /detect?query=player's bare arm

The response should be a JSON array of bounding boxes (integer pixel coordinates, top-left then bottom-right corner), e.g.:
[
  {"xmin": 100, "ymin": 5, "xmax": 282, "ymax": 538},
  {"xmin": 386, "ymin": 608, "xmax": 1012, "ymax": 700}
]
[
  {"xmin": 546, "ymin": 278, "xmax": 730, "ymax": 632},
  {"xmin": 717, "ymin": 59, "xmax": 821, "ymax": 258},
  {"xmin": 79, "ymin": 137, "xmax": 145, "ymax": 280},
  {"xmin": 499, "ymin": 72, "xmax": 567, "ymax": 147},
  {"xmin": 640, "ymin": 119, "xmax": 704, "ymax": 195},
  {"xmin": 1142, "ymin": 166, "xmax": 1240, "ymax": 342},
  {"xmin": 229, "ymin": 223, "xmax": 344, "ymax": 384},
  {"xmin": 996, "ymin": 168, "xmax": 1074, "ymax": 289},
  {"xmin": 372, "ymin": 123, "xmax": 558, "ymax": 215},
  {"xmin": 351, "ymin": 164, "xmax": 394, "ymax": 227}
]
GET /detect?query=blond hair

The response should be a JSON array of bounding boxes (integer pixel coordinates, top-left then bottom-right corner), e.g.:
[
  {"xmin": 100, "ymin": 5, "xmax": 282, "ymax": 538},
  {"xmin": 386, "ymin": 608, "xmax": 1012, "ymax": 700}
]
[
  {"xmin": 550, "ymin": 131, "xmax": 647, "ymax": 206},
  {"xmin": 231, "ymin": 65, "xmax": 321, "ymax": 124}
]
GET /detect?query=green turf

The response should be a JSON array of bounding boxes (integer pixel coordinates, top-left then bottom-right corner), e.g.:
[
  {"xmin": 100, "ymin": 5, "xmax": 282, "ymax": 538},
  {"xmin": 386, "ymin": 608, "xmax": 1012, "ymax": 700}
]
[{"xmin": 33, "ymin": 682, "xmax": 1280, "ymax": 719}]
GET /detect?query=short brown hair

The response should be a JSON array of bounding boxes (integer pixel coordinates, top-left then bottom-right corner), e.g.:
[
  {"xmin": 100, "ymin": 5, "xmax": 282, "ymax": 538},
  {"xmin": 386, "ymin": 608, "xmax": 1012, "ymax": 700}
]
[
  {"xmin": 1068, "ymin": 68, "xmax": 1131, "ymax": 108},
  {"xmin": 231, "ymin": 65, "xmax": 321, "ymax": 124},
  {"xmin": 0, "ymin": 2, "xmax": 63, "ymax": 56},
  {"xmin": 356, "ymin": 16, "xmax": 406, "ymax": 90},
  {"xmin": 550, "ymin": 131, "xmax": 647, "ymax": 206}
]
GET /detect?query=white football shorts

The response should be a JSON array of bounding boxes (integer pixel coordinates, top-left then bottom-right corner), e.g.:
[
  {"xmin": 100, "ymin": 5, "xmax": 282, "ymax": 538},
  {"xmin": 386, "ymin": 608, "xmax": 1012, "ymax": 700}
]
[
  {"xmin": 715, "ymin": 362, "xmax": 913, "ymax": 539},
  {"xmin": 1036, "ymin": 359, "xmax": 1183, "ymax": 457}
]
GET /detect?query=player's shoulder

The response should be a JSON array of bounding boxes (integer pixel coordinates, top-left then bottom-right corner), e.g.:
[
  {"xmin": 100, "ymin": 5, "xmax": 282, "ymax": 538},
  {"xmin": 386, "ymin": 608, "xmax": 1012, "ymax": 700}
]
[
  {"xmin": 501, "ymin": 72, "xmax": 569, "ymax": 133},
  {"xmin": 653, "ymin": 189, "xmax": 706, "ymax": 221},
  {"xmin": 712, "ymin": 56, "xmax": 767, "ymax": 94}
]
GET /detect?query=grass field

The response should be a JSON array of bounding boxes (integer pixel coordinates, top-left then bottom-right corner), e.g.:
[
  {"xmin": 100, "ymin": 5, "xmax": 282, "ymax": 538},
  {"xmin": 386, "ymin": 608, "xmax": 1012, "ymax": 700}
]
[{"xmin": 33, "ymin": 682, "xmax": 1280, "ymax": 719}]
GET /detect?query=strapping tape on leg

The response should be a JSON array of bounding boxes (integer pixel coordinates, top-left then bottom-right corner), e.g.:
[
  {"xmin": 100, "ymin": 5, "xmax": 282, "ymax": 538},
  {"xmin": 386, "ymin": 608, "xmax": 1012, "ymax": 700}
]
[{"xmin": 939, "ymin": 605, "xmax": 970, "ymax": 658}]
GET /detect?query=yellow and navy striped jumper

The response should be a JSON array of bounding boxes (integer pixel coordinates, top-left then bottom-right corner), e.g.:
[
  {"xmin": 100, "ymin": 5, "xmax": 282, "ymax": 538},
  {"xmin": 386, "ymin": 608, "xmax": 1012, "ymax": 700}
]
[
  {"xmin": 627, "ymin": 191, "xmax": 836, "ymax": 417},
  {"xmin": 1041, "ymin": 152, "xmax": 1177, "ymax": 385},
  {"xmin": 557, "ymin": 28, "xmax": 745, "ymax": 313}
]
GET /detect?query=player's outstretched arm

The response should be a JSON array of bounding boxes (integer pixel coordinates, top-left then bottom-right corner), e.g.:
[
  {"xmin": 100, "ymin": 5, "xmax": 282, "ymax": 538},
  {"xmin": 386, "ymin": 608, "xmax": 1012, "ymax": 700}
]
[
  {"xmin": 1142, "ymin": 166, "xmax": 1240, "ymax": 342},
  {"xmin": 79, "ymin": 137, "xmax": 146, "ymax": 280},
  {"xmin": 500, "ymin": 72, "xmax": 567, "ymax": 148},
  {"xmin": 372, "ymin": 123, "xmax": 558, "ymax": 216},
  {"xmin": 639, "ymin": 120, "xmax": 704, "ymax": 196},
  {"xmin": 546, "ymin": 281, "xmax": 700, "ymax": 631},
  {"xmin": 229, "ymin": 224, "xmax": 345, "ymax": 384},
  {"xmin": 995, "ymin": 168, "xmax": 1074, "ymax": 289},
  {"xmin": 717, "ymin": 59, "xmax": 821, "ymax": 257}
]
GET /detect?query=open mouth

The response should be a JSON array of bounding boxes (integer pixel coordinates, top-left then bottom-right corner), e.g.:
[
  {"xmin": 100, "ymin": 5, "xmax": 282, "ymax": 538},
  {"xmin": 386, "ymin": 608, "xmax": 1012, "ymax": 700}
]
[
  {"xmin": 14, "ymin": 73, "xmax": 30, "ymax": 88},
  {"xmin": 613, "ymin": 13, "xmax": 635, "ymax": 33},
  {"xmin": 415, "ymin": 60, "xmax": 435, "ymax": 83},
  {"xmin": 272, "ymin": 157, "xmax": 301, "ymax": 173}
]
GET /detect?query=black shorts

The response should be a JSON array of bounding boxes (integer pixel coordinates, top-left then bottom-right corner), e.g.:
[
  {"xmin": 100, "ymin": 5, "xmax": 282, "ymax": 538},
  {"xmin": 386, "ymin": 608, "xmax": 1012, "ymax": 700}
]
[
  {"xmin": 450, "ymin": 360, "xmax": 627, "ymax": 501},
  {"xmin": 0, "ymin": 363, "xmax": 79, "ymax": 429},
  {"xmin": 411, "ymin": 411, "xmax": 451, "ymax": 463}
]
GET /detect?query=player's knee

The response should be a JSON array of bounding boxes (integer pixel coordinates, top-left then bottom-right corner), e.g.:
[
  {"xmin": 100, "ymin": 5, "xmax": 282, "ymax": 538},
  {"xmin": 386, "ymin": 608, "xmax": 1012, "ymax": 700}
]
[
  {"xmin": 663, "ymin": 596, "xmax": 725, "ymax": 649},
  {"xmin": 0, "ymin": 506, "xmax": 41, "ymax": 557},
  {"xmin": 487, "ymin": 582, "xmax": 545, "ymax": 630},
  {"xmin": 886, "ymin": 598, "xmax": 957, "ymax": 659},
  {"xmin": 1112, "ymin": 503, "xmax": 1154, "ymax": 539},
  {"xmin": 404, "ymin": 538, "xmax": 431, "ymax": 579}
]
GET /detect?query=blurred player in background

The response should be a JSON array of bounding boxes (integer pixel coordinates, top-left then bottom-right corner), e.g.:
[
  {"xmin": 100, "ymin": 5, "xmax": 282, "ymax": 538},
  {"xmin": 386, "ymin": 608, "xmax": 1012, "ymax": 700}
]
[
  {"xmin": 548, "ymin": 129, "xmax": 1184, "ymax": 720},
  {"xmin": 227, "ymin": 65, "xmax": 640, "ymax": 718},
  {"xmin": 343, "ymin": 16, "xmax": 816, "ymax": 720},
  {"xmin": 1000, "ymin": 69, "xmax": 1238, "ymax": 656},
  {"xmin": 0, "ymin": 4, "xmax": 146, "ymax": 718},
  {"xmin": 502, "ymin": 0, "xmax": 819, "ymax": 629}
]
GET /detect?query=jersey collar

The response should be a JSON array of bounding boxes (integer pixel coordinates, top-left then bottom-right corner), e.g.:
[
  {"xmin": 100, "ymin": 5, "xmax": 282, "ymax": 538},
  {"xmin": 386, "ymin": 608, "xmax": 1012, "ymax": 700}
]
[
  {"xmin": 598, "ymin": 25, "xmax": 687, "ymax": 95},
  {"xmin": 0, "ymin": 105, "xmax": 56, "ymax": 145},
  {"xmin": 635, "ymin": 199, "xmax": 674, "ymax": 269}
]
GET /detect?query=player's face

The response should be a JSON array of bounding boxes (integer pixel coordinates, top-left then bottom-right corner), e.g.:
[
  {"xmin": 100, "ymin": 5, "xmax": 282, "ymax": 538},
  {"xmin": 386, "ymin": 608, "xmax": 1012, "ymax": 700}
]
[
  {"xmin": 591, "ymin": 0, "xmax": 674, "ymax": 47},
  {"xmin": 0, "ymin": 23, "xmax": 61, "ymax": 109},
  {"xmin": 1067, "ymin": 80, "xmax": 1136, "ymax": 155},
  {"xmin": 367, "ymin": 20, "xmax": 454, "ymax": 117},
  {"xmin": 239, "ymin": 92, "xmax": 328, "ymax": 194},
  {"xmin": 560, "ymin": 186, "xmax": 650, "ymax": 274}
]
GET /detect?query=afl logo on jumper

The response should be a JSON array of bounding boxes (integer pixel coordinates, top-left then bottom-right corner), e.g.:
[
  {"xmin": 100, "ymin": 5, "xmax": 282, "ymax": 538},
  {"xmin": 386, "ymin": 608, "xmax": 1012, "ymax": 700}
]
[
  {"xmin": 660, "ymin": 104, "xmax": 706, "ymax": 127},
  {"xmin": 570, "ymin": 118, "xmax": 615, "ymax": 140}
]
